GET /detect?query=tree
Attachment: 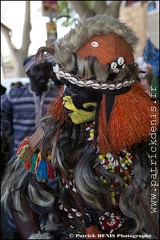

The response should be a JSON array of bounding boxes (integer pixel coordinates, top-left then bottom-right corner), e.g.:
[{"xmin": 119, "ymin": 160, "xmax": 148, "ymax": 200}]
[
  {"xmin": 1, "ymin": 1, "xmax": 31, "ymax": 77},
  {"xmin": 1, "ymin": 1, "xmax": 121, "ymax": 77},
  {"xmin": 59, "ymin": 1, "xmax": 121, "ymax": 27},
  {"xmin": 68, "ymin": 1, "xmax": 121, "ymax": 19}
]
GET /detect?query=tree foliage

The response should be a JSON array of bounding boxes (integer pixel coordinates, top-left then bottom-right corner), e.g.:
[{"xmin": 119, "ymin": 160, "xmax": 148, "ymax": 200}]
[{"xmin": 58, "ymin": 1, "xmax": 121, "ymax": 27}]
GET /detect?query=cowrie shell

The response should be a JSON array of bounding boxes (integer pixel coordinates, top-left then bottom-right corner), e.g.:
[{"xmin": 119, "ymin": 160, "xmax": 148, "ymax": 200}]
[
  {"xmin": 104, "ymin": 212, "xmax": 110, "ymax": 216},
  {"xmin": 91, "ymin": 41, "xmax": 99, "ymax": 47},
  {"xmin": 59, "ymin": 204, "xmax": 63, "ymax": 210},
  {"xmin": 92, "ymin": 83, "xmax": 100, "ymax": 89},
  {"xmin": 87, "ymin": 136, "xmax": 94, "ymax": 141},
  {"xmin": 123, "ymin": 81, "xmax": 129, "ymax": 87},
  {"xmin": 101, "ymin": 159, "xmax": 105, "ymax": 164},
  {"xmin": 76, "ymin": 212, "xmax": 82, "ymax": 217},
  {"xmin": 63, "ymin": 73, "xmax": 71, "ymax": 79},
  {"xmin": 100, "ymin": 84, "xmax": 108, "ymax": 89},
  {"xmin": 111, "ymin": 62, "xmax": 117, "ymax": 69},
  {"xmin": 72, "ymin": 188, "xmax": 77, "ymax": 192},
  {"xmin": 118, "ymin": 57, "xmax": 124, "ymax": 65},
  {"xmin": 72, "ymin": 208, "xmax": 77, "ymax": 212},
  {"xmin": 68, "ymin": 213, "xmax": 73, "ymax": 219},
  {"xmin": 77, "ymin": 80, "xmax": 85, "ymax": 87},
  {"xmin": 53, "ymin": 64, "xmax": 59, "ymax": 73},
  {"xmin": 116, "ymin": 83, "xmax": 122, "ymax": 89},
  {"xmin": 109, "ymin": 84, "xmax": 116, "ymax": 90},
  {"xmin": 69, "ymin": 77, "xmax": 78, "ymax": 84},
  {"xmin": 114, "ymin": 68, "xmax": 120, "ymax": 73},
  {"xmin": 130, "ymin": 79, "xmax": 135, "ymax": 85},
  {"xmin": 58, "ymin": 71, "xmax": 64, "ymax": 77},
  {"xmin": 86, "ymin": 80, "xmax": 94, "ymax": 86},
  {"xmin": 110, "ymin": 156, "xmax": 114, "ymax": 162}
]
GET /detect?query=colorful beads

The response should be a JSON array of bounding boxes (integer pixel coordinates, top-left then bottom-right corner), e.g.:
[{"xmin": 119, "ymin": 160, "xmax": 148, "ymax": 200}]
[
  {"xmin": 17, "ymin": 137, "xmax": 54, "ymax": 179},
  {"xmin": 85, "ymin": 122, "xmax": 134, "ymax": 206}
]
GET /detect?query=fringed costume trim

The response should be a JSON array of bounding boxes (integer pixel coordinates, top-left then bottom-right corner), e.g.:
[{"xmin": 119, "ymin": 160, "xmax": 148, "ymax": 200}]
[
  {"xmin": 17, "ymin": 137, "xmax": 54, "ymax": 179},
  {"xmin": 97, "ymin": 83, "xmax": 159, "ymax": 153}
]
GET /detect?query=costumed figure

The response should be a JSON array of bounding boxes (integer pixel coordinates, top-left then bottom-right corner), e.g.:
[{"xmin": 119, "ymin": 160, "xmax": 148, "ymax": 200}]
[{"xmin": 1, "ymin": 14, "xmax": 159, "ymax": 239}]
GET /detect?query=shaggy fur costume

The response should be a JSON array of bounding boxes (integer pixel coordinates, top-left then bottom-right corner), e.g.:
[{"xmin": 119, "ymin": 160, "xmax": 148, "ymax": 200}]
[{"xmin": 1, "ymin": 14, "xmax": 159, "ymax": 239}]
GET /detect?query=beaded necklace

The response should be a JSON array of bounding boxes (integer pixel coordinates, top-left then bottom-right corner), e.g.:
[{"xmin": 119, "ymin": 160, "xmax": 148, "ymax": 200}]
[{"xmin": 85, "ymin": 122, "xmax": 134, "ymax": 206}]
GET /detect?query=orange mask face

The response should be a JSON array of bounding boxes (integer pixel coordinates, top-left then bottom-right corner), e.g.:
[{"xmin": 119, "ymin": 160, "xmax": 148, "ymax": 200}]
[{"xmin": 76, "ymin": 33, "xmax": 134, "ymax": 66}]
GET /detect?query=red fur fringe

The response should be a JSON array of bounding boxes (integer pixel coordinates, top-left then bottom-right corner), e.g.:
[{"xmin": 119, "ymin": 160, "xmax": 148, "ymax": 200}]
[
  {"xmin": 86, "ymin": 225, "xmax": 103, "ymax": 239},
  {"xmin": 98, "ymin": 83, "xmax": 159, "ymax": 153},
  {"xmin": 46, "ymin": 86, "xmax": 66, "ymax": 124},
  {"xmin": 98, "ymin": 95, "xmax": 111, "ymax": 153}
]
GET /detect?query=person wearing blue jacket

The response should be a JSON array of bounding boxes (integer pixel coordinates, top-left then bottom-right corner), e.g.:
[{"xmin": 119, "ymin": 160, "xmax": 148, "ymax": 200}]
[
  {"xmin": 1, "ymin": 54, "xmax": 61, "ymax": 156},
  {"xmin": 0, "ymin": 54, "xmax": 61, "ymax": 239}
]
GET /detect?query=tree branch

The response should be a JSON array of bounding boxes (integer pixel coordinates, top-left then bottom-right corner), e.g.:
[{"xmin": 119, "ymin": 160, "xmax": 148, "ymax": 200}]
[
  {"xmin": 1, "ymin": 22, "xmax": 12, "ymax": 34},
  {"xmin": 21, "ymin": 1, "xmax": 31, "ymax": 53},
  {"xmin": 92, "ymin": 1, "xmax": 107, "ymax": 14},
  {"xmin": 107, "ymin": 1, "xmax": 121, "ymax": 18},
  {"xmin": 68, "ymin": 1, "xmax": 95, "ymax": 18},
  {"xmin": 1, "ymin": 22, "xmax": 16, "ymax": 54}
]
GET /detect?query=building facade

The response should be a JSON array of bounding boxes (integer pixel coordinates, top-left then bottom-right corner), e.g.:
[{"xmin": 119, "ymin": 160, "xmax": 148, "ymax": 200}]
[{"xmin": 120, "ymin": 1, "xmax": 159, "ymax": 59}]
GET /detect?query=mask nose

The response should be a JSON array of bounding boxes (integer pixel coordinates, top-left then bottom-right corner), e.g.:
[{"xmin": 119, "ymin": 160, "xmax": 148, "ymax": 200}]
[
  {"xmin": 62, "ymin": 95, "xmax": 71, "ymax": 102},
  {"xmin": 60, "ymin": 91, "xmax": 65, "ymax": 99},
  {"xmin": 61, "ymin": 85, "xmax": 70, "ymax": 99}
]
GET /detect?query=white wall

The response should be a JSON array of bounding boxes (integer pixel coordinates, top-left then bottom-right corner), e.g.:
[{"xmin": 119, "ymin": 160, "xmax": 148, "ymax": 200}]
[{"xmin": 1, "ymin": 78, "xmax": 29, "ymax": 92}]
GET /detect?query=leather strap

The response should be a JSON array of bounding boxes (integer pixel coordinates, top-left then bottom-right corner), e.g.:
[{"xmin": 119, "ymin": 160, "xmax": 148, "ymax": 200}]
[{"xmin": 29, "ymin": 125, "xmax": 44, "ymax": 150}]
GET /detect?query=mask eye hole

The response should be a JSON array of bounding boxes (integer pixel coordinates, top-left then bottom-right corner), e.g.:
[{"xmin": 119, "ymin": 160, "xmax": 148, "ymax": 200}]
[{"xmin": 107, "ymin": 73, "xmax": 117, "ymax": 82}]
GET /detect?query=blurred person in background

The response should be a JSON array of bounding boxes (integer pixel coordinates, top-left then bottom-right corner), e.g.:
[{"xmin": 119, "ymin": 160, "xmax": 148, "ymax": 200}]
[
  {"xmin": 10, "ymin": 81, "xmax": 23, "ymax": 90},
  {"xmin": 0, "ymin": 83, "xmax": 6, "ymax": 96},
  {"xmin": 0, "ymin": 54, "xmax": 62, "ymax": 239},
  {"xmin": 10, "ymin": 82, "xmax": 16, "ymax": 89},
  {"xmin": 15, "ymin": 81, "xmax": 23, "ymax": 88},
  {"xmin": 0, "ymin": 83, "xmax": 10, "ymax": 179},
  {"xmin": 1, "ymin": 54, "xmax": 61, "ymax": 157},
  {"xmin": 139, "ymin": 64, "xmax": 154, "ymax": 95}
]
